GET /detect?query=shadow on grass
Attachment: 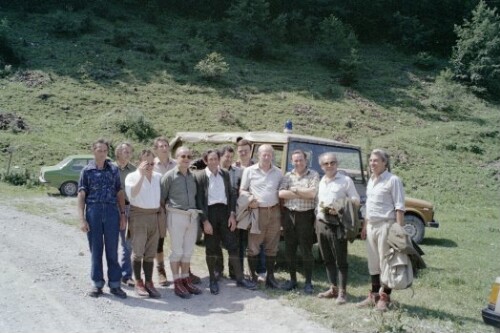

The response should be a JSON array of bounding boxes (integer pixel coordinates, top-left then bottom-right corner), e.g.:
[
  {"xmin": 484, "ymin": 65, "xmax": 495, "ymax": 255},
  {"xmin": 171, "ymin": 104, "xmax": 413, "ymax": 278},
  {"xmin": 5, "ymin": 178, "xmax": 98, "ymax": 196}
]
[
  {"xmin": 401, "ymin": 303, "xmax": 485, "ymax": 327},
  {"xmin": 420, "ymin": 237, "xmax": 457, "ymax": 248}
]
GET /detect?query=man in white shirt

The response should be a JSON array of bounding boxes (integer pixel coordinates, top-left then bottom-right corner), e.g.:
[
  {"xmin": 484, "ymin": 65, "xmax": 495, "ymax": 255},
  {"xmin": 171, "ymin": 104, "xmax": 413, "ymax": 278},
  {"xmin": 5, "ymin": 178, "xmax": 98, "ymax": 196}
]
[
  {"xmin": 315, "ymin": 152, "xmax": 360, "ymax": 304},
  {"xmin": 125, "ymin": 149, "xmax": 162, "ymax": 298},
  {"xmin": 357, "ymin": 149, "xmax": 405, "ymax": 311},
  {"xmin": 240, "ymin": 144, "xmax": 282, "ymax": 288}
]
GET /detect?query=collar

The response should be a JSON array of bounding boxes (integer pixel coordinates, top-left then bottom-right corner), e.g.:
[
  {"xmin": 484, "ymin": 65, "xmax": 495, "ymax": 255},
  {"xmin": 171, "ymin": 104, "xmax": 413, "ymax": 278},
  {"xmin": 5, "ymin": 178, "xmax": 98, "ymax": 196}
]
[
  {"xmin": 291, "ymin": 168, "xmax": 310, "ymax": 177},
  {"xmin": 205, "ymin": 167, "xmax": 220, "ymax": 178},
  {"xmin": 87, "ymin": 159, "xmax": 112, "ymax": 170}
]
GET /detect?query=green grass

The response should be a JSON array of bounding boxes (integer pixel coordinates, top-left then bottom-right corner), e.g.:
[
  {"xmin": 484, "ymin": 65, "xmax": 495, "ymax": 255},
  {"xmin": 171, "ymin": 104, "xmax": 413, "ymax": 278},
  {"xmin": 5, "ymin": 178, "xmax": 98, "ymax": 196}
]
[{"xmin": 1, "ymin": 6, "xmax": 499, "ymax": 333}]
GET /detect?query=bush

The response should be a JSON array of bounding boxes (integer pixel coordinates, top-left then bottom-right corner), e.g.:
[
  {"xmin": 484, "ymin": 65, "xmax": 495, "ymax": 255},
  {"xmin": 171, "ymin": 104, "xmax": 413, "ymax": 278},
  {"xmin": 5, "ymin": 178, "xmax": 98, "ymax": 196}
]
[
  {"xmin": 413, "ymin": 51, "xmax": 438, "ymax": 70},
  {"xmin": 339, "ymin": 48, "xmax": 361, "ymax": 86},
  {"xmin": 316, "ymin": 14, "xmax": 359, "ymax": 67},
  {"xmin": 0, "ymin": 18, "xmax": 21, "ymax": 67},
  {"xmin": 451, "ymin": 1, "xmax": 500, "ymax": 97},
  {"xmin": 1, "ymin": 169, "xmax": 39, "ymax": 187},
  {"xmin": 421, "ymin": 69, "xmax": 484, "ymax": 114},
  {"xmin": 225, "ymin": 0, "xmax": 273, "ymax": 59},
  {"xmin": 390, "ymin": 12, "xmax": 433, "ymax": 53},
  {"xmin": 49, "ymin": 11, "xmax": 93, "ymax": 37},
  {"xmin": 115, "ymin": 110, "xmax": 157, "ymax": 142},
  {"xmin": 194, "ymin": 52, "xmax": 229, "ymax": 80}
]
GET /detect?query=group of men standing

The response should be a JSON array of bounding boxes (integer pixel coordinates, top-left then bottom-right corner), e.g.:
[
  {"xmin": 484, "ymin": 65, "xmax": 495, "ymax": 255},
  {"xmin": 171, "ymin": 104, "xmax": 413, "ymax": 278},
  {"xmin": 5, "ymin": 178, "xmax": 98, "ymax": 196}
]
[{"xmin": 77, "ymin": 136, "xmax": 405, "ymax": 312}]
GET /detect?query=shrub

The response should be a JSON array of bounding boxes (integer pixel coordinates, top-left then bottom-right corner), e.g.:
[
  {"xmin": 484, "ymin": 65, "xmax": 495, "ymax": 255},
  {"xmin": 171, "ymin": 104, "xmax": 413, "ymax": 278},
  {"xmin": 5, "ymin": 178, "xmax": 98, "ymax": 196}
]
[
  {"xmin": 316, "ymin": 14, "xmax": 359, "ymax": 67},
  {"xmin": 0, "ymin": 18, "xmax": 21, "ymax": 67},
  {"xmin": 194, "ymin": 52, "xmax": 229, "ymax": 80},
  {"xmin": 225, "ymin": 0, "xmax": 273, "ymax": 59},
  {"xmin": 339, "ymin": 48, "xmax": 361, "ymax": 86},
  {"xmin": 49, "ymin": 11, "xmax": 93, "ymax": 37},
  {"xmin": 413, "ymin": 51, "xmax": 438, "ymax": 70},
  {"xmin": 115, "ymin": 110, "xmax": 157, "ymax": 142},
  {"xmin": 390, "ymin": 12, "xmax": 433, "ymax": 53},
  {"xmin": 1, "ymin": 169, "xmax": 39, "ymax": 187},
  {"xmin": 451, "ymin": 1, "xmax": 500, "ymax": 97},
  {"xmin": 421, "ymin": 69, "xmax": 484, "ymax": 114}
]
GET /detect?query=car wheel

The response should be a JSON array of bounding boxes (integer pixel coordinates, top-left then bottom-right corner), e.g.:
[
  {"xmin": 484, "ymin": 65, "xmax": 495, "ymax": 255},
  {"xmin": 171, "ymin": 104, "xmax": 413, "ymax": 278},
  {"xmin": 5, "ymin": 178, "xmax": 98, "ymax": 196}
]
[
  {"xmin": 404, "ymin": 214, "xmax": 425, "ymax": 244},
  {"xmin": 60, "ymin": 181, "xmax": 78, "ymax": 197}
]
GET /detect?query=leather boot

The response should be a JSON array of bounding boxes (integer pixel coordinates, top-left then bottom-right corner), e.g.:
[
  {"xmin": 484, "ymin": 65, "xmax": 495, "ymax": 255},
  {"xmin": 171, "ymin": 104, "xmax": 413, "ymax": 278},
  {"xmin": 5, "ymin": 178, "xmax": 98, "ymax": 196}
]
[
  {"xmin": 183, "ymin": 277, "xmax": 203, "ymax": 295},
  {"xmin": 156, "ymin": 252, "xmax": 169, "ymax": 286},
  {"xmin": 356, "ymin": 291, "xmax": 379, "ymax": 308},
  {"xmin": 247, "ymin": 255, "xmax": 259, "ymax": 282},
  {"xmin": 265, "ymin": 256, "xmax": 280, "ymax": 289},
  {"xmin": 174, "ymin": 279, "xmax": 191, "ymax": 299},
  {"xmin": 376, "ymin": 290, "xmax": 390, "ymax": 311}
]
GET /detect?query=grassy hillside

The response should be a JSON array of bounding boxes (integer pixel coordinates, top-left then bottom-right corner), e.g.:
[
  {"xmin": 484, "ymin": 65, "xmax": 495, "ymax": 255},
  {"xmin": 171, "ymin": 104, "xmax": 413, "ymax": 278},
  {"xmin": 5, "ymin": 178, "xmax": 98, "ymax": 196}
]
[{"xmin": 1, "ymin": 6, "xmax": 499, "ymax": 333}]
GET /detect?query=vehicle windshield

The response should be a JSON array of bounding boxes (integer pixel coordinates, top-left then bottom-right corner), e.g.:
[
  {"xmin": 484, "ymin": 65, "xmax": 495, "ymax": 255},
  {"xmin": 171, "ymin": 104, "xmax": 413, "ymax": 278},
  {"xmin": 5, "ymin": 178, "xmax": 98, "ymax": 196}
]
[
  {"xmin": 288, "ymin": 141, "xmax": 364, "ymax": 183},
  {"xmin": 55, "ymin": 157, "xmax": 72, "ymax": 168}
]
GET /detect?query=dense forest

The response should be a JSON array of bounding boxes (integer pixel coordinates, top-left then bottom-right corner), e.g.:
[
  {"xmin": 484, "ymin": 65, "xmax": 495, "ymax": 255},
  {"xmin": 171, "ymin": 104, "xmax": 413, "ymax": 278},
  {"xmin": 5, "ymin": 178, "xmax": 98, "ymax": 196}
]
[{"xmin": 1, "ymin": 0, "xmax": 499, "ymax": 97}]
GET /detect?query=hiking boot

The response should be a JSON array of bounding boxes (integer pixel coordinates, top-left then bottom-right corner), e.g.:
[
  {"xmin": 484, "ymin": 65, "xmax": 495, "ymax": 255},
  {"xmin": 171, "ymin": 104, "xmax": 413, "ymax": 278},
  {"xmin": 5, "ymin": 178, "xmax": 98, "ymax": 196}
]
[
  {"xmin": 157, "ymin": 266, "xmax": 169, "ymax": 287},
  {"xmin": 189, "ymin": 271, "xmax": 201, "ymax": 285},
  {"xmin": 281, "ymin": 280, "xmax": 298, "ymax": 291},
  {"xmin": 356, "ymin": 291, "xmax": 379, "ymax": 308},
  {"xmin": 183, "ymin": 277, "xmax": 203, "ymax": 295},
  {"xmin": 110, "ymin": 287, "xmax": 127, "ymax": 299},
  {"xmin": 265, "ymin": 275, "xmax": 280, "ymax": 289},
  {"xmin": 135, "ymin": 279, "xmax": 149, "ymax": 297},
  {"xmin": 317, "ymin": 285, "xmax": 338, "ymax": 299},
  {"xmin": 145, "ymin": 281, "xmax": 161, "ymax": 299},
  {"xmin": 88, "ymin": 287, "xmax": 103, "ymax": 298},
  {"xmin": 121, "ymin": 277, "xmax": 135, "ymax": 287},
  {"xmin": 336, "ymin": 289, "xmax": 347, "ymax": 305},
  {"xmin": 303, "ymin": 283, "xmax": 314, "ymax": 295},
  {"xmin": 376, "ymin": 291, "xmax": 390, "ymax": 312},
  {"xmin": 174, "ymin": 279, "xmax": 191, "ymax": 299}
]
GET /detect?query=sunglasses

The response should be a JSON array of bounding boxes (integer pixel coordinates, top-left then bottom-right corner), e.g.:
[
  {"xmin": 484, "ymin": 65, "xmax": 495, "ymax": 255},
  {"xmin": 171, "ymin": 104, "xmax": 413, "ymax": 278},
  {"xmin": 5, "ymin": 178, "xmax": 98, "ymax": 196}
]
[
  {"xmin": 179, "ymin": 155, "xmax": 192, "ymax": 159},
  {"xmin": 322, "ymin": 161, "xmax": 337, "ymax": 166}
]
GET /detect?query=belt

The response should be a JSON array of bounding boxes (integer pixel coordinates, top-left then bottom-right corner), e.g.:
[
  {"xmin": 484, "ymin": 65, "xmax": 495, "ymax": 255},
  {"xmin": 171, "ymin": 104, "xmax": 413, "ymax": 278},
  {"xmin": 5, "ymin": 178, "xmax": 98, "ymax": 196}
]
[
  {"xmin": 258, "ymin": 204, "xmax": 279, "ymax": 210},
  {"xmin": 208, "ymin": 203, "xmax": 227, "ymax": 207}
]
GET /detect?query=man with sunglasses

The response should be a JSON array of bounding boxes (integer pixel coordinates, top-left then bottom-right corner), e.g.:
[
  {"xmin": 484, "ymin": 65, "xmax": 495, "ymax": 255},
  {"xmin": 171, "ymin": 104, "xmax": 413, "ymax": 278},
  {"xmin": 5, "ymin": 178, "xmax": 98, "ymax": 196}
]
[
  {"xmin": 279, "ymin": 149, "xmax": 319, "ymax": 294},
  {"xmin": 160, "ymin": 146, "xmax": 203, "ymax": 299},
  {"xmin": 315, "ymin": 152, "xmax": 360, "ymax": 304}
]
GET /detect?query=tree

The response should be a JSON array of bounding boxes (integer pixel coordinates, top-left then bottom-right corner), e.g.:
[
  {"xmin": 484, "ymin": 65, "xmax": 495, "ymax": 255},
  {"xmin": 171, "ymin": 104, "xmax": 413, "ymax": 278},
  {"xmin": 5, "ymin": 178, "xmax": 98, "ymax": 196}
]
[{"xmin": 451, "ymin": 0, "xmax": 500, "ymax": 97}]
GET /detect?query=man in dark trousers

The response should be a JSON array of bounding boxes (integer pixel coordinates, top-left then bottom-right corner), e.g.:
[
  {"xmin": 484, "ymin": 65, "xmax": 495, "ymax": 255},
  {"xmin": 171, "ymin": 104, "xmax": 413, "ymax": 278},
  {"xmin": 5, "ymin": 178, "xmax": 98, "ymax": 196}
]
[
  {"xmin": 78, "ymin": 139, "xmax": 127, "ymax": 299},
  {"xmin": 195, "ymin": 149, "xmax": 256, "ymax": 295}
]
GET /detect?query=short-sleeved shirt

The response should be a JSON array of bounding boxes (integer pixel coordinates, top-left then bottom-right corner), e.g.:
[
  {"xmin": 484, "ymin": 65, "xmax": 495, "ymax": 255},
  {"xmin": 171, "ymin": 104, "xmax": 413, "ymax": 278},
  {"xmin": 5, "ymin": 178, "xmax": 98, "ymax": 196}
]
[
  {"xmin": 125, "ymin": 170, "xmax": 162, "ymax": 209},
  {"xmin": 160, "ymin": 167, "xmax": 197, "ymax": 210},
  {"xmin": 316, "ymin": 172, "xmax": 360, "ymax": 212},
  {"xmin": 240, "ymin": 164, "xmax": 282, "ymax": 207},
  {"xmin": 280, "ymin": 168, "xmax": 319, "ymax": 211},
  {"xmin": 366, "ymin": 170, "xmax": 405, "ymax": 223},
  {"xmin": 112, "ymin": 162, "xmax": 136, "ymax": 203},
  {"xmin": 153, "ymin": 157, "xmax": 177, "ymax": 176},
  {"xmin": 78, "ymin": 159, "xmax": 122, "ymax": 205}
]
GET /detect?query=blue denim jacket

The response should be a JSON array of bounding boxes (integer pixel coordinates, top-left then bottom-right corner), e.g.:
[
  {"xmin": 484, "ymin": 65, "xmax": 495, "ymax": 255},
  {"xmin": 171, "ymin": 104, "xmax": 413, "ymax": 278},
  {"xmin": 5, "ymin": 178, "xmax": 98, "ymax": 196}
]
[{"xmin": 78, "ymin": 159, "xmax": 122, "ymax": 204}]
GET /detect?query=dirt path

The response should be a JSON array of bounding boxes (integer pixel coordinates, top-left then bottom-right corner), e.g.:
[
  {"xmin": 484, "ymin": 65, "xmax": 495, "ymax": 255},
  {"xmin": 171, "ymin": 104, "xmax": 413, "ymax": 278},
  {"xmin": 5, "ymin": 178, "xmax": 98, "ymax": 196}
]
[{"xmin": 0, "ymin": 200, "xmax": 334, "ymax": 333}]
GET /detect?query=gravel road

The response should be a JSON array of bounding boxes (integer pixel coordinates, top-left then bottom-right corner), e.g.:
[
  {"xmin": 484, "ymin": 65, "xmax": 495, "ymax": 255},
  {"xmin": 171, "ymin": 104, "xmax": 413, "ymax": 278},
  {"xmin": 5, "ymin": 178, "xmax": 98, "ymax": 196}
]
[{"xmin": 0, "ymin": 199, "xmax": 334, "ymax": 333}]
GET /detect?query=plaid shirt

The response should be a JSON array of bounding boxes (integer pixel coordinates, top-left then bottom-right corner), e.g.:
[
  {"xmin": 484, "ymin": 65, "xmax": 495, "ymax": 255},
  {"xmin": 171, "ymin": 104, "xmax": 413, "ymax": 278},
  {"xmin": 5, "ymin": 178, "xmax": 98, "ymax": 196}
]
[{"xmin": 279, "ymin": 168, "xmax": 319, "ymax": 211}]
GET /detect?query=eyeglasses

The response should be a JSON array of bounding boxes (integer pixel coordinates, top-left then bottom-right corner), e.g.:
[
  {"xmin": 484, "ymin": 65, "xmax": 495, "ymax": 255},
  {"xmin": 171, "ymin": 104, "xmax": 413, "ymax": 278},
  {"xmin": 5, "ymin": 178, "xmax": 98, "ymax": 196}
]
[
  {"xmin": 322, "ymin": 161, "xmax": 337, "ymax": 166},
  {"xmin": 179, "ymin": 155, "xmax": 192, "ymax": 159}
]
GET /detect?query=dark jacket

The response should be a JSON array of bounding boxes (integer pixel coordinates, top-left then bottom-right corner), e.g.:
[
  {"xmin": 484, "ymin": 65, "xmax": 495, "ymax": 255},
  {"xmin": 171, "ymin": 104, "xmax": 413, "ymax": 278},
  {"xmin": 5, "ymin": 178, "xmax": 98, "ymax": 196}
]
[{"xmin": 194, "ymin": 168, "xmax": 234, "ymax": 223}]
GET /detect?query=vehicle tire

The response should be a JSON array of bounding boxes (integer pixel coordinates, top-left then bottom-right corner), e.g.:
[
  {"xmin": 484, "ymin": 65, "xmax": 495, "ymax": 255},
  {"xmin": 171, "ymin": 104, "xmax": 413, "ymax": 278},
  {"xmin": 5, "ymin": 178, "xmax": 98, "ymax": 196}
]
[
  {"xmin": 60, "ymin": 181, "xmax": 78, "ymax": 197},
  {"xmin": 404, "ymin": 214, "xmax": 425, "ymax": 244}
]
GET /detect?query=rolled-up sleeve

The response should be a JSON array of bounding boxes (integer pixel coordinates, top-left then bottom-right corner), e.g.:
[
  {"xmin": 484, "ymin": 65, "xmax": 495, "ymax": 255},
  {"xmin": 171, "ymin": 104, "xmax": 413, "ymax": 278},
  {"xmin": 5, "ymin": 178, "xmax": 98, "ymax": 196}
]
[{"xmin": 391, "ymin": 176, "xmax": 405, "ymax": 211}]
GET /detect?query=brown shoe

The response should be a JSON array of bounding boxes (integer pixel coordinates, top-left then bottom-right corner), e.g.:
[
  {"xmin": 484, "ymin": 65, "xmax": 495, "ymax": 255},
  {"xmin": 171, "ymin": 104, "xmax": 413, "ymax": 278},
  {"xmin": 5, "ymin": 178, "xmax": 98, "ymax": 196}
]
[
  {"xmin": 336, "ymin": 289, "xmax": 347, "ymax": 305},
  {"xmin": 189, "ymin": 271, "xmax": 201, "ymax": 285},
  {"xmin": 356, "ymin": 291, "xmax": 379, "ymax": 308},
  {"xmin": 174, "ymin": 279, "xmax": 191, "ymax": 299},
  {"xmin": 145, "ymin": 281, "xmax": 161, "ymax": 299},
  {"xmin": 158, "ymin": 266, "xmax": 169, "ymax": 287},
  {"xmin": 376, "ymin": 291, "xmax": 390, "ymax": 311},
  {"xmin": 317, "ymin": 285, "xmax": 339, "ymax": 299},
  {"xmin": 183, "ymin": 277, "xmax": 203, "ymax": 295},
  {"xmin": 135, "ymin": 279, "xmax": 149, "ymax": 297}
]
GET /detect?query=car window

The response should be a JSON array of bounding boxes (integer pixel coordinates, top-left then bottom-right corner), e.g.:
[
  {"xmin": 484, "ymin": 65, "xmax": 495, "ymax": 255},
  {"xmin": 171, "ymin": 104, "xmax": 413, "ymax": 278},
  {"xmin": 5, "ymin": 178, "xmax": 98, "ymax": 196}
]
[
  {"xmin": 69, "ymin": 159, "xmax": 90, "ymax": 172},
  {"xmin": 288, "ymin": 141, "xmax": 365, "ymax": 183},
  {"xmin": 55, "ymin": 157, "xmax": 72, "ymax": 168}
]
